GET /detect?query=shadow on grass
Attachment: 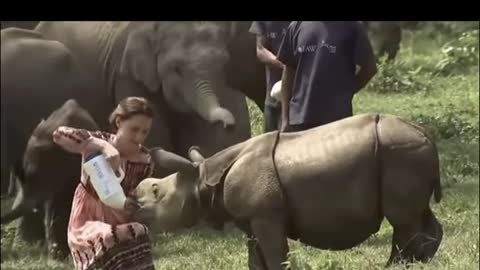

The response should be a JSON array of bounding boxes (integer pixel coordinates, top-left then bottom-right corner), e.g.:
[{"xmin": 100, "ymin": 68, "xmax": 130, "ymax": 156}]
[
  {"xmin": 149, "ymin": 223, "xmax": 246, "ymax": 259},
  {"xmin": 445, "ymin": 181, "xmax": 479, "ymax": 200},
  {"xmin": 363, "ymin": 231, "xmax": 392, "ymax": 247}
]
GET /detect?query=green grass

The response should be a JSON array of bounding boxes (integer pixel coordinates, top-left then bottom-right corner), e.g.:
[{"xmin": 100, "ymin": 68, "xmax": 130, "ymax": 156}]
[{"xmin": 2, "ymin": 25, "xmax": 479, "ymax": 269}]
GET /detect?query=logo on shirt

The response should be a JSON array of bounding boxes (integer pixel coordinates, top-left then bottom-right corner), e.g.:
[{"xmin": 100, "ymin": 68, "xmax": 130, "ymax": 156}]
[
  {"xmin": 267, "ymin": 28, "xmax": 288, "ymax": 39},
  {"xmin": 297, "ymin": 40, "xmax": 337, "ymax": 54}
]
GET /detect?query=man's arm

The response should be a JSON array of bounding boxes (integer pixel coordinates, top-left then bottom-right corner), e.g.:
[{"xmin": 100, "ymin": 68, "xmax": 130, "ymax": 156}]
[
  {"xmin": 353, "ymin": 22, "xmax": 377, "ymax": 93},
  {"xmin": 280, "ymin": 65, "xmax": 295, "ymax": 131},
  {"xmin": 275, "ymin": 21, "xmax": 298, "ymax": 132},
  {"xmin": 256, "ymin": 36, "xmax": 284, "ymax": 69}
]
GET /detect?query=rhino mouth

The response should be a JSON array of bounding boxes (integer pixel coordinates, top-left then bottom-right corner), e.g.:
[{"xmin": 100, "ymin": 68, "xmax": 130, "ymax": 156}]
[{"xmin": 132, "ymin": 207, "xmax": 155, "ymax": 224}]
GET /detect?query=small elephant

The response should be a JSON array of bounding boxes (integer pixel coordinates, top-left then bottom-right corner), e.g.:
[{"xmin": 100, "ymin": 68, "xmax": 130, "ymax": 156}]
[
  {"xmin": 1, "ymin": 99, "xmax": 99, "ymax": 259},
  {"xmin": 364, "ymin": 21, "xmax": 402, "ymax": 61},
  {"xmin": 1, "ymin": 26, "xmax": 95, "ymax": 206},
  {"xmin": 133, "ymin": 113, "xmax": 444, "ymax": 270}
]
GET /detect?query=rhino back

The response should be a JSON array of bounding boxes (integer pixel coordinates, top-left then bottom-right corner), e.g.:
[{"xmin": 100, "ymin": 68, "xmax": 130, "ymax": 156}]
[
  {"xmin": 274, "ymin": 114, "xmax": 383, "ymax": 248},
  {"xmin": 222, "ymin": 115, "xmax": 381, "ymax": 229},
  {"xmin": 376, "ymin": 114, "xmax": 431, "ymax": 149}
]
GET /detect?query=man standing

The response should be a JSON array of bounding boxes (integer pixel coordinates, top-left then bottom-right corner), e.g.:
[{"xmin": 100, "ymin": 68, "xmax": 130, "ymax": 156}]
[
  {"xmin": 249, "ymin": 21, "xmax": 291, "ymax": 132},
  {"xmin": 277, "ymin": 21, "xmax": 377, "ymax": 132}
]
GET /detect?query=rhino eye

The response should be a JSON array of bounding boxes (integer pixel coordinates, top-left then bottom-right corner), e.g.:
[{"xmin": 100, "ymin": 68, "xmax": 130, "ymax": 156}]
[{"xmin": 152, "ymin": 183, "xmax": 159, "ymax": 199}]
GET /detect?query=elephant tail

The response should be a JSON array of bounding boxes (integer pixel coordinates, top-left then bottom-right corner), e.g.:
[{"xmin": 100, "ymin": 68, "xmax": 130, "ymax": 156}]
[{"xmin": 1, "ymin": 172, "xmax": 35, "ymax": 224}]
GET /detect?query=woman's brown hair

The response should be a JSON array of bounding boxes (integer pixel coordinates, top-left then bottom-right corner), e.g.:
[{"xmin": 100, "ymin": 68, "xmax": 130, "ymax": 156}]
[{"xmin": 109, "ymin": 97, "xmax": 154, "ymax": 132}]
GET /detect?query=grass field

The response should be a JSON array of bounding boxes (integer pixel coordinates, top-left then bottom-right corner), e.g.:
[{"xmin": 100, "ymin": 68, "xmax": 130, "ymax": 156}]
[{"xmin": 1, "ymin": 24, "xmax": 479, "ymax": 270}]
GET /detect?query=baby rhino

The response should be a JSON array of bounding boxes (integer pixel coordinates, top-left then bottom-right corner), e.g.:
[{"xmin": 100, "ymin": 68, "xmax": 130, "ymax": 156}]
[{"xmin": 133, "ymin": 113, "xmax": 443, "ymax": 270}]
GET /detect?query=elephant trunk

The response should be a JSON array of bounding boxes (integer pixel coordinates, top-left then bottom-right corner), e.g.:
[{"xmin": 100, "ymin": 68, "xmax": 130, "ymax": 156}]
[{"xmin": 192, "ymin": 79, "xmax": 235, "ymax": 128}]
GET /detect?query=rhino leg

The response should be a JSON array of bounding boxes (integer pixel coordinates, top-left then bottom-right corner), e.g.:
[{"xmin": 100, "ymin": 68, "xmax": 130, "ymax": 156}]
[
  {"xmin": 418, "ymin": 208, "xmax": 443, "ymax": 262},
  {"xmin": 250, "ymin": 217, "xmax": 289, "ymax": 270},
  {"xmin": 235, "ymin": 221, "xmax": 269, "ymax": 270},
  {"xmin": 247, "ymin": 235, "xmax": 269, "ymax": 270},
  {"xmin": 386, "ymin": 223, "xmax": 423, "ymax": 267}
]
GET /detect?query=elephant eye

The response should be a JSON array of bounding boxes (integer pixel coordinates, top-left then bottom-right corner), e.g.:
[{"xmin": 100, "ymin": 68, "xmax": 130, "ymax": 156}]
[{"xmin": 173, "ymin": 65, "xmax": 182, "ymax": 76}]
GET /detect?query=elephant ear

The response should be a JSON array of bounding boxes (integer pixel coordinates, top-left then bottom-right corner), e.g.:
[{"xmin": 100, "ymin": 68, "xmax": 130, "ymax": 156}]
[{"xmin": 120, "ymin": 26, "xmax": 160, "ymax": 93}]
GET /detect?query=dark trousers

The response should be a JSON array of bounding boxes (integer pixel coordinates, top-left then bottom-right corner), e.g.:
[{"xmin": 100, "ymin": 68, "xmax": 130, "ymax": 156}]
[
  {"xmin": 263, "ymin": 105, "xmax": 282, "ymax": 133},
  {"xmin": 284, "ymin": 122, "xmax": 319, "ymax": 132},
  {"xmin": 285, "ymin": 113, "xmax": 352, "ymax": 132}
]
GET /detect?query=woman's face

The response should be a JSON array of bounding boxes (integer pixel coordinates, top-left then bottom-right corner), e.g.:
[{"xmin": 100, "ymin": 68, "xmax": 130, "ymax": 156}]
[{"xmin": 115, "ymin": 114, "xmax": 153, "ymax": 151}]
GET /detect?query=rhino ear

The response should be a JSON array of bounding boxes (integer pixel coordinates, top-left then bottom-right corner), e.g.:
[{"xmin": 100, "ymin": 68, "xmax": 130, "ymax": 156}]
[{"xmin": 150, "ymin": 147, "xmax": 198, "ymax": 174}]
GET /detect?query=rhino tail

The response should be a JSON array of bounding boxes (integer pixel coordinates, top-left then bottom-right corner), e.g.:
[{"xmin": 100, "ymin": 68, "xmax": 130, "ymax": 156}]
[
  {"xmin": 430, "ymin": 135, "xmax": 442, "ymax": 203},
  {"xmin": 433, "ymin": 176, "xmax": 442, "ymax": 203}
]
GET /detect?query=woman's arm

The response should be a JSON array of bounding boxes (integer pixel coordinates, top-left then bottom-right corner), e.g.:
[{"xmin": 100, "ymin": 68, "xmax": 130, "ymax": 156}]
[{"xmin": 52, "ymin": 126, "xmax": 109, "ymax": 155}]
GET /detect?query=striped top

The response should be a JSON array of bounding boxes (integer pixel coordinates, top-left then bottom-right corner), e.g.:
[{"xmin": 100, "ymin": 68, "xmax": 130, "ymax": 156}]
[{"xmin": 53, "ymin": 126, "xmax": 155, "ymax": 198}]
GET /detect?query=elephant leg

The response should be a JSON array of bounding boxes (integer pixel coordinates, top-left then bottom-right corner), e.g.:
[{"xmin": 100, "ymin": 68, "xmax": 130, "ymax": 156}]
[
  {"xmin": 45, "ymin": 194, "xmax": 71, "ymax": 260},
  {"xmin": 250, "ymin": 217, "xmax": 289, "ymax": 270},
  {"xmin": 16, "ymin": 204, "xmax": 45, "ymax": 244},
  {"xmin": 44, "ymin": 199, "xmax": 56, "ymax": 257}
]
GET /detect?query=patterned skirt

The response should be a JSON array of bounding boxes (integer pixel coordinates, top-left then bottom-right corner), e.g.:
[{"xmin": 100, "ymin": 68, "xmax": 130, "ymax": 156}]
[{"xmin": 68, "ymin": 184, "xmax": 156, "ymax": 270}]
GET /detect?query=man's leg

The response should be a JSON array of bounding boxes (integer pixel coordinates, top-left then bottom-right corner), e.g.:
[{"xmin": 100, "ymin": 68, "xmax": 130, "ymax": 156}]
[
  {"xmin": 284, "ymin": 123, "xmax": 309, "ymax": 132},
  {"xmin": 264, "ymin": 105, "xmax": 280, "ymax": 133}
]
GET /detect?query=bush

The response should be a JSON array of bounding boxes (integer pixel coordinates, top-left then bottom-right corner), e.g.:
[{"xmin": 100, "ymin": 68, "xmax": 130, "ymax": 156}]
[
  {"xmin": 418, "ymin": 21, "xmax": 479, "ymax": 37},
  {"xmin": 365, "ymin": 57, "xmax": 433, "ymax": 94},
  {"xmin": 412, "ymin": 107, "xmax": 479, "ymax": 143},
  {"xmin": 435, "ymin": 29, "xmax": 479, "ymax": 76}
]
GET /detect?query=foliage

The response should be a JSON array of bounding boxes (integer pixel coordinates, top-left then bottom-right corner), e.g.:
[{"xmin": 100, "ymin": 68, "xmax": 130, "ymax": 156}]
[
  {"xmin": 365, "ymin": 57, "xmax": 433, "ymax": 94},
  {"xmin": 419, "ymin": 21, "xmax": 480, "ymax": 36},
  {"xmin": 435, "ymin": 29, "xmax": 479, "ymax": 76}
]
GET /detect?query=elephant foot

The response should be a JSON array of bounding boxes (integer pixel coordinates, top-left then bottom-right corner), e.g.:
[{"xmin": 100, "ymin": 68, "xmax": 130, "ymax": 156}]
[
  {"xmin": 47, "ymin": 242, "xmax": 70, "ymax": 261},
  {"xmin": 15, "ymin": 206, "xmax": 46, "ymax": 243}
]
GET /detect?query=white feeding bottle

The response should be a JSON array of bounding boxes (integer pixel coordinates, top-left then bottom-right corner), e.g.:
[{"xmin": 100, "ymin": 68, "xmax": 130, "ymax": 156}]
[{"xmin": 83, "ymin": 152, "xmax": 127, "ymax": 210}]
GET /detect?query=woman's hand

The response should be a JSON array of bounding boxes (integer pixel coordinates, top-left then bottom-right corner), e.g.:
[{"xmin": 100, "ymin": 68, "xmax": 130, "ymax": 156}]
[{"xmin": 102, "ymin": 143, "xmax": 121, "ymax": 173}]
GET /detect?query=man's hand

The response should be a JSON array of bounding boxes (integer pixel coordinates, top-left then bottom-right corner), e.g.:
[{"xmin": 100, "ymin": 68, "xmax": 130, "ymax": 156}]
[
  {"xmin": 256, "ymin": 36, "xmax": 285, "ymax": 70},
  {"xmin": 280, "ymin": 121, "xmax": 289, "ymax": 132}
]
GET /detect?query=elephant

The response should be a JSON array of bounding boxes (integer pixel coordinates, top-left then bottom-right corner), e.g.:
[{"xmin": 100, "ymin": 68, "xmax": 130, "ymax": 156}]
[
  {"xmin": 1, "ymin": 99, "xmax": 99, "ymax": 259},
  {"xmin": 0, "ymin": 21, "xmax": 39, "ymax": 30},
  {"xmin": 1, "ymin": 27, "xmax": 103, "ymax": 247},
  {"xmin": 1, "ymin": 27, "xmax": 95, "ymax": 201},
  {"xmin": 2, "ymin": 21, "xmax": 263, "ymax": 257},
  {"xmin": 132, "ymin": 113, "xmax": 444, "ymax": 270},
  {"xmin": 364, "ymin": 21, "xmax": 402, "ymax": 61},
  {"xmin": 31, "ymin": 21, "xmax": 266, "ymax": 157}
]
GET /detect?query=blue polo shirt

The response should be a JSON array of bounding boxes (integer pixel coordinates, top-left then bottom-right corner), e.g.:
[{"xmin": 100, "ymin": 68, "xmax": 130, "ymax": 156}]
[
  {"xmin": 277, "ymin": 21, "xmax": 374, "ymax": 126},
  {"xmin": 249, "ymin": 21, "xmax": 292, "ymax": 107}
]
